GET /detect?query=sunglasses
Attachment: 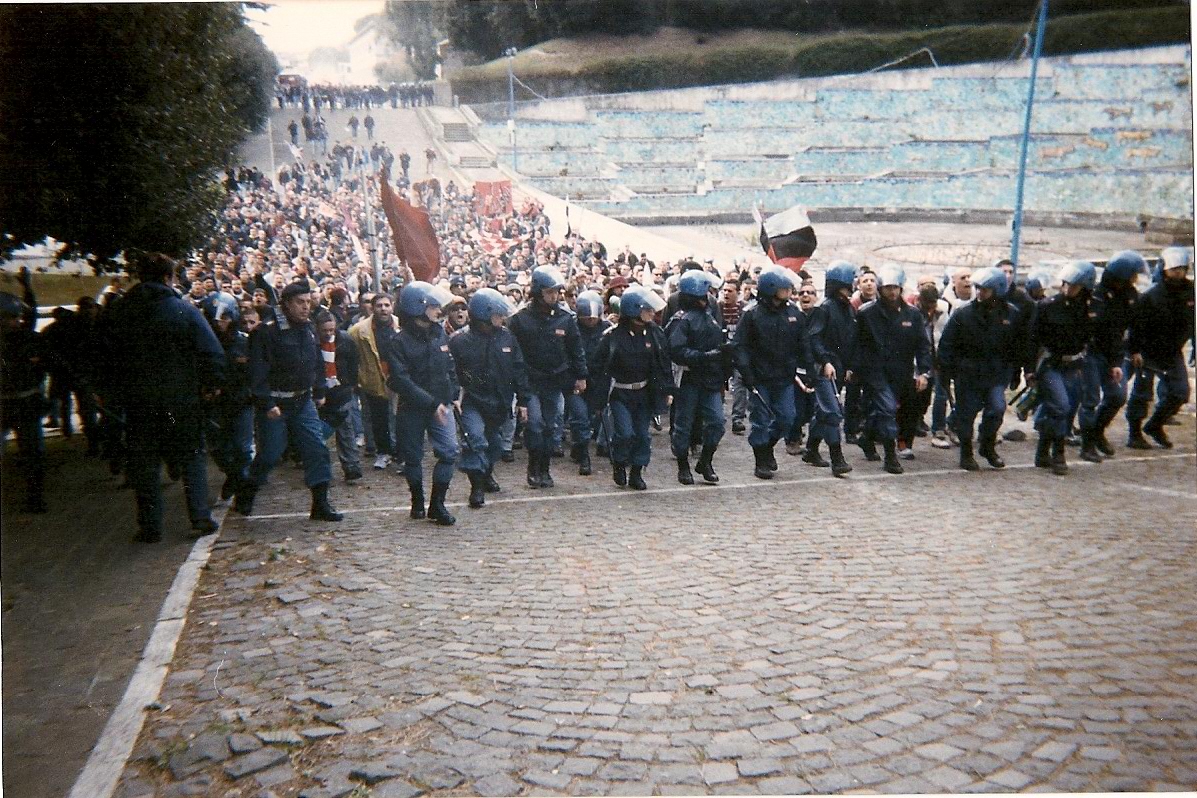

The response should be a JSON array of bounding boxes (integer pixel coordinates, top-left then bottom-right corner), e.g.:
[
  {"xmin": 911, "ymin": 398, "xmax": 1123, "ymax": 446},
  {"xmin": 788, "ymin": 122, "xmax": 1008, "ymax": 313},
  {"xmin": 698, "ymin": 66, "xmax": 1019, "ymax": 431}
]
[{"xmin": 798, "ymin": 290, "xmax": 816, "ymax": 295}]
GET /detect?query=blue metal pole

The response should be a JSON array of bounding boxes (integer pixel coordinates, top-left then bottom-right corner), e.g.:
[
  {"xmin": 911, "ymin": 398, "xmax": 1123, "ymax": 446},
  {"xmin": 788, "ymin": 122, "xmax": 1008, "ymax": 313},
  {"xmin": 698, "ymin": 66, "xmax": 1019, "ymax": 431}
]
[
  {"xmin": 1011, "ymin": 0, "xmax": 1049, "ymax": 270},
  {"xmin": 507, "ymin": 51, "xmax": 518, "ymax": 173}
]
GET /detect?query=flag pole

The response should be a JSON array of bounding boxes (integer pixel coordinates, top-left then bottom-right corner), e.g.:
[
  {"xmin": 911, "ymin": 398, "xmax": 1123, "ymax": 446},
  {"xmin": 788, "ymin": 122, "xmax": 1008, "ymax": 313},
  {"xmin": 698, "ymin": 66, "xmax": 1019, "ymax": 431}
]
[
  {"xmin": 1010, "ymin": 0, "xmax": 1048, "ymax": 271},
  {"xmin": 360, "ymin": 153, "xmax": 381, "ymax": 293}
]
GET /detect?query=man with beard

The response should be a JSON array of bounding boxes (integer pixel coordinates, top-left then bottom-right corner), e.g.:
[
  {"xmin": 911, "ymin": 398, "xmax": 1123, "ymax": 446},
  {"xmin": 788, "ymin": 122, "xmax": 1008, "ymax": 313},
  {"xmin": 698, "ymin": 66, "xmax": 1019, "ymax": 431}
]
[
  {"xmin": 937, "ymin": 267, "xmax": 1032, "ymax": 471},
  {"xmin": 1126, "ymin": 247, "xmax": 1195, "ymax": 449}
]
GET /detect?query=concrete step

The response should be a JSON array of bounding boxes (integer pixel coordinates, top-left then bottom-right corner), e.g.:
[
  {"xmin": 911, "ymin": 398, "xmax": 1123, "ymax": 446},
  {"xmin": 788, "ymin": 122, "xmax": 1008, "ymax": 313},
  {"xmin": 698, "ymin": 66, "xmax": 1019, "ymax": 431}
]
[
  {"xmin": 443, "ymin": 122, "xmax": 472, "ymax": 142},
  {"xmin": 460, "ymin": 155, "xmax": 496, "ymax": 168}
]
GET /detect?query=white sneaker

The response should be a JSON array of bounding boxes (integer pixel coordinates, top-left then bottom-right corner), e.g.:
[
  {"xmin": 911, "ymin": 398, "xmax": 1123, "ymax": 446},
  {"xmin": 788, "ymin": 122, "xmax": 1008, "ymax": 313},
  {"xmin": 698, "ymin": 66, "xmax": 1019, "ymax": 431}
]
[
  {"xmin": 373, "ymin": 454, "xmax": 391, "ymax": 470},
  {"xmin": 931, "ymin": 431, "xmax": 951, "ymax": 449},
  {"xmin": 898, "ymin": 446, "xmax": 915, "ymax": 460}
]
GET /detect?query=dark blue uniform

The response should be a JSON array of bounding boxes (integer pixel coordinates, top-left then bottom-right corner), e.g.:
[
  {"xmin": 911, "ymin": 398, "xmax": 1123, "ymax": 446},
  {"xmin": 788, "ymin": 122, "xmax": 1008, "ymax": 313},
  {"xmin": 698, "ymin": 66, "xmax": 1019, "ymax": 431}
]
[
  {"xmin": 733, "ymin": 300, "xmax": 813, "ymax": 448},
  {"xmin": 1082, "ymin": 277, "xmax": 1138, "ymax": 438},
  {"xmin": 208, "ymin": 329, "xmax": 253, "ymax": 496},
  {"xmin": 1, "ymin": 287, "xmax": 48, "ymax": 511},
  {"xmin": 578, "ymin": 318, "xmax": 613, "ymax": 450},
  {"xmin": 1127, "ymin": 276, "xmax": 1195, "ymax": 433},
  {"xmin": 386, "ymin": 319, "xmax": 460, "ymax": 487},
  {"xmin": 595, "ymin": 322, "xmax": 673, "ymax": 468},
  {"xmin": 807, "ymin": 294, "xmax": 856, "ymax": 445},
  {"xmin": 508, "ymin": 303, "xmax": 588, "ymax": 458},
  {"xmin": 851, "ymin": 299, "xmax": 932, "ymax": 444},
  {"xmin": 1031, "ymin": 293, "xmax": 1098, "ymax": 439},
  {"xmin": 450, "ymin": 324, "xmax": 529, "ymax": 476},
  {"xmin": 668, "ymin": 304, "xmax": 727, "ymax": 459},
  {"xmin": 104, "ymin": 281, "xmax": 226, "ymax": 537}
]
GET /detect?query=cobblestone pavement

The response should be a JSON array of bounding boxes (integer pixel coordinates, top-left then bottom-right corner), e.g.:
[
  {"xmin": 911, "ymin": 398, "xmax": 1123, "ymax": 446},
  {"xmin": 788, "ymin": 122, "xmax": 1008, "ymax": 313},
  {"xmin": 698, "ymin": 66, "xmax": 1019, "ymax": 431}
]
[{"xmin": 116, "ymin": 414, "xmax": 1197, "ymax": 797}]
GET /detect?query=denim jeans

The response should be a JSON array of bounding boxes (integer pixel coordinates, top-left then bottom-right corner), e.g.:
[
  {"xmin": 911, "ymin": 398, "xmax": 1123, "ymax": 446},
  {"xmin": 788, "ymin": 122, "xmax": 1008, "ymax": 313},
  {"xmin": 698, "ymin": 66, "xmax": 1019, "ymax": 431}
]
[
  {"xmin": 398, "ymin": 405, "xmax": 459, "ymax": 485},
  {"xmin": 609, "ymin": 388, "xmax": 653, "ymax": 467},
  {"xmin": 953, "ymin": 379, "xmax": 1006, "ymax": 443},
  {"xmin": 1034, "ymin": 362, "xmax": 1085, "ymax": 438},
  {"xmin": 524, "ymin": 390, "xmax": 564, "ymax": 456},
  {"xmin": 248, "ymin": 396, "xmax": 333, "ymax": 488},
  {"xmin": 209, "ymin": 405, "xmax": 253, "ymax": 484},
  {"xmin": 1079, "ymin": 353, "xmax": 1128, "ymax": 431},
  {"xmin": 747, "ymin": 383, "xmax": 795, "ymax": 447},
  {"xmin": 126, "ymin": 406, "xmax": 210, "ymax": 533},
  {"xmin": 670, "ymin": 382, "xmax": 724, "ymax": 458},
  {"xmin": 1127, "ymin": 353, "xmax": 1190, "ymax": 424},
  {"xmin": 458, "ymin": 403, "xmax": 506, "ymax": 474},
  {"xmin": 808, "ymin": 376, "xmax": 845, "ymax": 444}
]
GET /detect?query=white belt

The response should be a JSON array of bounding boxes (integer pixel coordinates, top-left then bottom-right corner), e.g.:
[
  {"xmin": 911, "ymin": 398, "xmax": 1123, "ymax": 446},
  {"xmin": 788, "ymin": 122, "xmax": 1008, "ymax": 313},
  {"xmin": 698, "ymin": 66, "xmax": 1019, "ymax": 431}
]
[
  {"xmin": 612, "ymin": 380, "xmax": 647, "ymax": 390},
  {"xmin": 270, "ymin": 389, "xmax": 308, "ymax": 398}
]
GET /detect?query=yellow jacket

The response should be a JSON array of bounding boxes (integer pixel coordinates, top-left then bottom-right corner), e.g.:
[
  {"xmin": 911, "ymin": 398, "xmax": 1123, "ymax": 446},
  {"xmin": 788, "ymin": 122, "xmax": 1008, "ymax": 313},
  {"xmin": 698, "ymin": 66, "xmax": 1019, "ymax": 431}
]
[{"xmin": 349, "ymin": 315, "xmax": 399, "ymax": 398}]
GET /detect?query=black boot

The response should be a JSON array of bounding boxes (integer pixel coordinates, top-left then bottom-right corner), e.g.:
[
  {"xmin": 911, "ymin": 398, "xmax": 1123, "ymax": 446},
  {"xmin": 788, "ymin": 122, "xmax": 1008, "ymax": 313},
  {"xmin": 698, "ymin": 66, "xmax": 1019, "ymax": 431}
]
[
  {"xmin": 309, "ymin": 482, "xmax": 343, "ymax": 521},
  {"xmin": 828, "ymin": 442, "xmax": 853, "ymax": 477},
  {"xmin": 1126, "ymin": 419, "xmax": 1152, "ymax": 450},
  {"xmin": 220, "ymin": 475, "xmax": 239, "ymax": 501},
  {"xmin": 527, "ymin": 452, "xmax": 542, "ymax": 488},
  {"xmin": 1079, "ymin": 430, "xmax": 1104, "ymax": 463},
  {"xmin": 628, "ymin": 465, "xmax": 647, "ymax": 490},
  {"xmin": 765, "ymin": 440, "xmax": 779, "ymax": 472},
  {"xmin": 427, "ymin": 481, "xmax": 456, "ymax": 525},
  {"xmin": 467, "ymin": 472, "xmax": 486, "ymax": 509},
  {"xmin": 1093, "ymin": 406, "xmax": 1118, "ymax": 457},
  {"xmin": 882, "ymin": 439, "xmax": 903, "ymax": 474},
  {"xmin": 540, "ymin": 453, "xmax": 555, "ymax": 488},
  {"xmin": 752, "ymin": 446, "xmax": 774, "ymax": 480},
  {"xmin": 1050, "ymin": 438, "xmax": 1069, "ymax": 476},
  {"xmin": 979, "ymin": 437, "xmax": 1005, "ymax": 469},
  {"xmin": 695, "ymin": 445, "xmax": 719, "ymax": 484},
  {"xmin": 802, "ymin": 438, "xmax": 830, "ymax": 468},
  {"xmin": 859, "ymin": 432, "xmax": 881, "ymax": 462},
  {"xmin": 613, "ymin": 462, "xmax": 628, "ymax": 487},
  {"xmin": 577, "ymin": 443, "xmax": 592, "ymax": 476},
  {"xmin": 233, "ymin": 481, "xmax": 257, "ymax": 516},
  {"xmin": 569, "ymin": 443, "xmax": 582, "ymax": 462},
  {"xmin": 409, "ymin": 480, "xmax": 426, "ymax": 519},
  {"xmin": 483, "ymin": 469, "xmax": 501, "ymax": 493},
  {"xmin": 958, "ymin": 441, "xmax": 980, "ymax": 471},
  {"xmin": 677, "ymin": 456, "xmax": 694, "ymax": 485},
  {"xmin": 1143, "ymin": 417, "xmax": 1173, "ymax": 449},
  {"xmin": 1035, "ymin": 435, "xmax": 1053, "ymax": 467}
]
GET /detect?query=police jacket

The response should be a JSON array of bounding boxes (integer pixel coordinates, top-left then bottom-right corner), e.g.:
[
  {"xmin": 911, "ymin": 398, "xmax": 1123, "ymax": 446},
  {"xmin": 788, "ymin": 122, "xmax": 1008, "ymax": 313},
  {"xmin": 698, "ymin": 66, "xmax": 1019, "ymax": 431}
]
[
  {"xmin": 105, "ymin": 281, "xmax": 225, "ymax": 411},
  {"xmin": 1031, "ymin": 292, "xmax": 1101, "ymax": 366},
  {"xmin": 449, "ymin": 324, "xmax": 530, "ymax": 418},
  {"xmin": 667, "ymin": 307, "xmax": 727, "ymax": 391},
  {"xmin": 594, "ymin": 321, "xmax": 674, "ymax": 403},
  {"xmin": 1093, "ymin": 278, "xmax": 1139, "ymax": 362},
  {"xmin": 579, "ymin": 319, "xmax": 613, "ymax": 404},
  {"xmin": 850, "ymin": 299, "xmax": 932, "ymax": 386},
  {"xmin": 1129, "ymin": 278, "xmax": 1196, "ymax": 368},
  {"xmin": 385, "ymin": 318, "xmax": 459, "ymax": 413},
  {"xmin": 733, "ymin": 299, "xmax": 813, "ymax": 389},
  {"xmin": 248, "ymin": 310, "xmax": 322, "ymax": 413},
  {"xmin": 807, "ymin": 296, "xmax": 856, "ymax": 376},
  {"xmin": 508, "ymin": 302, "xmax": 587, "ymax": 392},
  {"xmin": 212, "ymin": 330, "xmax": 251, "ymax": 415},
  {"xmin": 937, "ymin": 298, "xmax": 1031, "ymax": 386}
]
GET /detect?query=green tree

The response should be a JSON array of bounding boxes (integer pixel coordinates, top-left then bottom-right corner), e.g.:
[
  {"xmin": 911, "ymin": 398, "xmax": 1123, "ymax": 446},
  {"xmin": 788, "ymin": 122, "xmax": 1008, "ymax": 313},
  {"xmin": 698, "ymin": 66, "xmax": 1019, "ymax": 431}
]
[
  {"xmin": 0, "ymin": 4, "xmax": 278, "ymax": 266},
  {"xmin": 385, "ymin": 0, "xmax": 448, "ymax": 80}
]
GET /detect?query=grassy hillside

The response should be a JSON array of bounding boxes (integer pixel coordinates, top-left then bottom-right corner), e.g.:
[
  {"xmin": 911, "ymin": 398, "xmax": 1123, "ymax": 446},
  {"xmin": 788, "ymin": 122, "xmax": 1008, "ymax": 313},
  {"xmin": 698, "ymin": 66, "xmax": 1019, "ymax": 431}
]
[{"xmin": 450, "ymin": 7, "xmax": 1190, "ymax": 101}]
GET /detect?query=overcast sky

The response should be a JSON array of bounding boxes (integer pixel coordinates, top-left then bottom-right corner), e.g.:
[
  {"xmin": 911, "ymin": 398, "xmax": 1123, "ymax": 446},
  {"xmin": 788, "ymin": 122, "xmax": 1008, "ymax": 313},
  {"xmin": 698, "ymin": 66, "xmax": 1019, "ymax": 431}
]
[{"xmin": 246, "ymin": 0, "xmax": 385, "ymax": 56}]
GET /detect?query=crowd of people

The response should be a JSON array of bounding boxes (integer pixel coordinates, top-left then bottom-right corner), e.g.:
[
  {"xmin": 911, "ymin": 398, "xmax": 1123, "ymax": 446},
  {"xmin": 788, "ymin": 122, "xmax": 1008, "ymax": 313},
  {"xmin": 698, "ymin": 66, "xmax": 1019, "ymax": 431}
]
[
  {"xmin": 3, "ymin": 148, "xmax": 1193, "ymax": 540},
  {"xmin": 276, "ymin": 81, "xmax": 436, "ymax": 112}
]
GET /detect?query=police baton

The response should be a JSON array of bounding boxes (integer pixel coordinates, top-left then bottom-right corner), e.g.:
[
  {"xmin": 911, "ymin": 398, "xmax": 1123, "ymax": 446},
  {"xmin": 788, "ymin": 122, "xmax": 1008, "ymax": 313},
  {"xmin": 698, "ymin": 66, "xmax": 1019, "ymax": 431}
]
[{"xmin": 749, "ymin": 387, "xmax": 775, "ymax": 424}]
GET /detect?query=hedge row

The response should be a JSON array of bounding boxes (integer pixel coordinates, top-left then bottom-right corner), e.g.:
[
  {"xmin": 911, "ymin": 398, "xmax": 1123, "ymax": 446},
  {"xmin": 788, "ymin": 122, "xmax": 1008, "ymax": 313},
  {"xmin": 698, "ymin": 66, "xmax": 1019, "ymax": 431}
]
[{"xmin": 450, "ymin": 6, "xmax": 1190, "ymax": 103}]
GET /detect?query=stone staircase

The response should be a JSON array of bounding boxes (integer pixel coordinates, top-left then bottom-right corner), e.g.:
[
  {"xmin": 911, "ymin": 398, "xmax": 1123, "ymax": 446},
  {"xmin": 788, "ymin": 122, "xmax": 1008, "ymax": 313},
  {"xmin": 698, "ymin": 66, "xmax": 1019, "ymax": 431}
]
[{"xmin": 442, "ymin": 121, "xmax": 472, "ymax": 142}]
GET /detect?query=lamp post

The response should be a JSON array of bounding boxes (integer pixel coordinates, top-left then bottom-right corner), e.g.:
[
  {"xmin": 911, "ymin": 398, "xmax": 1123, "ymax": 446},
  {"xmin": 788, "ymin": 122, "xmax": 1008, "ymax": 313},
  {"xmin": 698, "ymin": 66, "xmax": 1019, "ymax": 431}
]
[
  {"xmin": 506, "ymin": 47, "xmax": 518, "ymax": 173},
  {"xmin": 1010, "ymin": 0, "xmax": 1049, "ymax": 271}
]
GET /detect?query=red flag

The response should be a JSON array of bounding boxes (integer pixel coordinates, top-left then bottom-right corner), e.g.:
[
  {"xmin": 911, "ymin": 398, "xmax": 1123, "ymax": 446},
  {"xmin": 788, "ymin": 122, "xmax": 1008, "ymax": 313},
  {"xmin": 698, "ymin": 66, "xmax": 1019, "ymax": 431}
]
[{"xmin": 379, "ymin": 169, "xmax": 441, "ymax": 282}]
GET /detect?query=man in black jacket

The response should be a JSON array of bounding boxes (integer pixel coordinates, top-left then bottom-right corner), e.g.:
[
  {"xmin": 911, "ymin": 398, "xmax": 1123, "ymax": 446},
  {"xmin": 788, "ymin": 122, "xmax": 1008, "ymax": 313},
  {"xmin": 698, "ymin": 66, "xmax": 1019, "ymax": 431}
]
[
  {"xmin": 104, "ymin": 253, "xmax": 226, "ymax": 541},
  {"xmin": 0, "ymin": 269, "xmax": 48, "ymax": 513},
  {"xmin": 315, "ymin": 311, "xmax": 362, "ymax": 482},
  {"xmin": 668, "ymin": 270, "xmax": 727, "ymax": 486},
  {"xmin": 806, "ymin": 260, "xmax": 858, "ymax": 476}
]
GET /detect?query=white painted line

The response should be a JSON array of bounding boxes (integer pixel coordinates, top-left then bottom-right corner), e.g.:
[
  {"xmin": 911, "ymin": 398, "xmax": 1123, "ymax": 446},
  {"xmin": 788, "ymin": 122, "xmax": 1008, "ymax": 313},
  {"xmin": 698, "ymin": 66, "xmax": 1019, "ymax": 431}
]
[
  {"xmin": 68, "ymin": 504, "xmax": 229, "ymax": 798},
  {"xmin": 245, "ymin": 450, "xmax": 1196, "ymax": 521},
  {"xmin": 1124, "ymin": 483, "xmax": 1197, "ymax": 500}
]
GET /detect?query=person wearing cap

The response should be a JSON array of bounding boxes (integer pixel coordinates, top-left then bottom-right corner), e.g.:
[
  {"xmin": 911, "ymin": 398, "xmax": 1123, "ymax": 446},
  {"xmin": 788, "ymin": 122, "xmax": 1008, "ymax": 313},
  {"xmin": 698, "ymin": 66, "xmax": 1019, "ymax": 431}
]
[
  {"xmin": 733, "ymin": 265, "xmax": 814, "ymax": 480},
  {"xmin": 102, "ymin": 254, "xmax": 228, "ymax": 540},
  {"xmin": 387, "ymin": 281, "xmax": 461, "ymax": 525},
  {"xmin": 805, "ymin": 260, "xmax": 858, "ymax": 477},
  {"xmin": 849, "ymin": 264, "xmax": 932, "ymax": 475},
  {"xmin": 0, "ymin": 269, "xmax": 48, "ymax": 513},
  {"xmin": 595, "ymin": 286, "xmax": 673, "ymax": 490},
  {"xmin": 668, "ymin": 270, "xmax": 729, "ymax": 486},
  {"xmin": 236, "ymin": 281, "xmax": 344, "ymax": 521},
  {"xmin": 1078, "ymin": 251, "xmax": 1146, "ymax": 459},
  {"xmin": 509, "ymin": 266, "xmax": 588, "ymax": 489},
  {"xmin": 1126, "ymin": 247, "xmax": 1195, "ymax": 449},
  {"xmin": 937, "ymin": 267, "xmax": 1033, "ymax": 471},
  {"xmin": 1030, "ymin": 261, "xmax": 1101, "ymax": 475},
  {"xmin": 450, "ymin": 288, "xmax": 529, "ymax": 509}
]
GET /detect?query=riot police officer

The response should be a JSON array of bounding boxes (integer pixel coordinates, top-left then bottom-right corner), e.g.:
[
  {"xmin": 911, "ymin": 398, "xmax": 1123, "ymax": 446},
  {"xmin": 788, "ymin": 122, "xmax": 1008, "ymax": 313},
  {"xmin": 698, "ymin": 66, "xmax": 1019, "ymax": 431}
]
[
  {"xmin": 236, "ymin": 282, "xmax": 343, "ymax": 521},
  {"xmin": 806, "ymin": 260, "xmax": 858, "ymax": 477},
  {"xmin": 1, "ymin": 275, "xmax": 47, "ymax": 513},
  {"xmin": 1126, "ymin": 247, "xmax": 1195, "ymax": 449},
  {"xmin": 1081, "ymin": 250, "xmax": 1146, "ymax": 458},
  {"xmin": 595, "ymin": 286, "xmax": 673, "ymax": 490},
  {"xmin": 201, "ymin": 292, "xmax": 253, "ymax": 500},
  {"xmin": 104, "ymin": 253, "xmax": 226, "ymax": 541},
  {"xmin": 937, "ymin": 267, "xmax": 1032, "ymax": 471},
  {"xmin": 387, "ymin": 281, "xmax": 460, "ymax": 525},
  {"xmin": 509, "ymin": 266, "xmax": 587, "ymax": 489},
  {"xmin": 450, "ymin": 288, "xmax": 529, "ymax": 509},
  {"xmin": 734, "ymin": 265, "xmax": 813, "ymax": 480},
  {"xmin": 574, "ymin": 290, "xmax": 612, "ymax": 464},
  {"xmin": 1031, "ymin": 261, "xmax": 1099, "ymax": 475},
  {"xmin": 667, "ymin": 270, "xmax": 728, "ymax": 485},
  {"xmin": 850, "ymin": 264, "xmax": 932, "ymax": 475}
]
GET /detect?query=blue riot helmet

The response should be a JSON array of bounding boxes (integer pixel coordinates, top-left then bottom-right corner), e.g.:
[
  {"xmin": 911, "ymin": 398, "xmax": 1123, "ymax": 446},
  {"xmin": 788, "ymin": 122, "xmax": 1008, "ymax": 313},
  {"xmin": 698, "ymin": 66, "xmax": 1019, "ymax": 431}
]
[
  {"xmin": 575, "ymin": 290, "xmax": 604, "ymax": 319},
  {"xmin": 756, "ymin": 265, "xmax": 798, "ymax": 301},
  {"xmin": 1058, "ymin": 260, "xmax": 1096, "ymax": 292},
  {"xmin": 1158, "ymin": 247, "xmax": 1192, "ymax": 283},
  {"xmin": 1024, "ymin": 268, "xmax": 1053, "ymax": 298},
  {"xmin": 1103, "ymin": 250, "xmax": 1147, "ymax": 284},
  {"xmin": 677, "ymin": 270, "xmax": 721, "ymax": 298},
  {"xmin": 467, "ymin": 287, "xmax": 515, "ymax": 325},
  {"xmin": 619, "ymin": 285, "xmax": 667, "ymax": 320},
  {"xmin": 824, "ymin": 260, "xmax": 858, "ymax": 293},
  {"xmin": 970, "ymin": 266, "xmax": 1008, "ymax": 298},
  {"xmin": 399, "ymin": 280, "xmax": 454, "ymax": 319},
  {"xmin": 530, "ymin": 266, "xmax": 565, "ymax": 298},
  {"xmin": 875, "ymin": 263, "xmax": 907, "ymax": 290},
  {"xmin": 202, "ymin": 291, "xmax": 241, "ymax": 326}
]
